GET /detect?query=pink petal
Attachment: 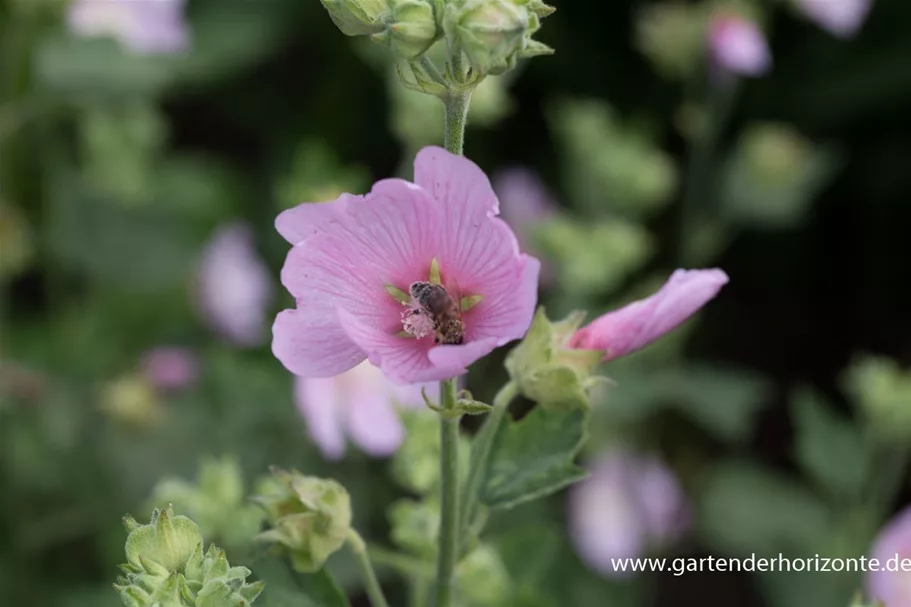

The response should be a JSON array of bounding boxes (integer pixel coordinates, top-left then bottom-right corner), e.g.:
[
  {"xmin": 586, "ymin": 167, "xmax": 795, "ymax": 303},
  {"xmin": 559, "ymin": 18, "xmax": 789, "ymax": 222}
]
[
  {"xmin": 338, "ymin": 308, "xmax": 467, "ymax": 384},
  {"xmin": 140, "ymin": 347, "xmax": 198, "ymax": 392},
  {"xmin": 709, "ymin": 15, "xmax": 772, "ymax": 77},
  {"xmin": 344, "ymin": 368, "xmax": 407, "ymax": 457},
  {"xmin": 570, "ymin": 268, "xmax": 729, "ymax": 361},
  {"xmin": 196, "ymin": 222, "xmax": 273, "ymax": 347},
  {"xmin": 867, "ymin": 504, "xmax": 911, "ymax": 606},
  {"xmin": 274, "ymin": 194, "xmax": 358, "ymax": 246},
  {"xmin": 797, "ymin": 0, "xmax": 871, "ymax": 38},
  {"xmin": 413, "ymin": 146, "xmax": 500, "ymax": 218},
  {"xmin": 272, "ymin": 309, "xmax": 366, "ymax": 377},
  {"xmin": 463, "ymin": 254, "xmax": 540, "ymax": 344},
  {"xmin": 569, "ymin": 456, "xmax": 647, "ymax": 577},
  {"xmin": 294, "ymin": 375, "xmax": 346, "ymax": 460}
]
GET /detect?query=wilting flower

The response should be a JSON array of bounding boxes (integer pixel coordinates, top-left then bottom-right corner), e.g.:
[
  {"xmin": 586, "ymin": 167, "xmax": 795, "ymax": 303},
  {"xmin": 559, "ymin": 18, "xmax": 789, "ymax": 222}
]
[
  {"xmin": 569, "ymin": 450, "xmax": 688, "ymax": 577},
  {"xmin": 794, "ymin": 0, "xmax": 872, "ymax": 38},
  {"xmin": 570, "ymin": 269, "xmax": 729, "ymax": 361},
  {"xmin": 867, "ymin": 504, "xmax": 911, "ymax": 606},
  {"xmin": 197, "ymin": 222, "xmax": 273, "ymax": 347},
  {"xmin": 708, "ymin": 13, "xmax": 771, "ymax": 77},
  {"xmin": 294, "ymin": 361, "xmax": 434, "ymax": 460},
  {"xmin": 140, "ymin": 347, "xmax": 199, "ymax": 393},
  {"xmin": 273, "ymin": 146, "xmax": 540, "ymax": 384},
  {"xmin": 67, "ymin": 0, "xmax": 190, "ymax": 55}
]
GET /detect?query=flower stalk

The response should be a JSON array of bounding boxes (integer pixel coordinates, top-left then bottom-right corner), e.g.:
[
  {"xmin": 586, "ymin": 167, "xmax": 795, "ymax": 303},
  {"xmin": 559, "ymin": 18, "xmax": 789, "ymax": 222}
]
[
  {"xmin": 434, "ymin": 377, "xmax": 461, "ymax": 607},
  {"xmin": 458, "ymin": 381, "xmax": 518, "ymax": 541},
  {"xmin": 348, "ymin": 530, "xmax": 392, "ymax": 607}
]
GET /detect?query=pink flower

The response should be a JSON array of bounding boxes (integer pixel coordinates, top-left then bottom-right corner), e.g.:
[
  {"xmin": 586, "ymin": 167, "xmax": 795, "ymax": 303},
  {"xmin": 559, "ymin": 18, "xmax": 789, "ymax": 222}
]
[
  {"xmin": 67, "ymin": 0, "xmax": 190, "ymax": 55},
  {"xmin": 708, "ymin": 14, "xmax": 772, "ymax": 77},
  {"xmin": 570, "ymin": 269, "xmax": 729, "ymax": 361},
  {"xmin": 867, "ymin": 504, "xmax": 911, "ymax": 606},
  {"xmin": 795, "ymin": 0, "xmax": 872, "ymax": 38},
  {"xmin": 569, "ymin": 450, "xmax": 689, "ymax": 577},
  {"xmin": 294, "ymin": 361, "xmax": 433, "ymax": 460},
  {"xmin": 196, "ymin": 222, "xmax": 273, "ymax": 347},
  {"xmin": 272, "ymin": 146, "xmax": 540, "ymax": 384},
  {"xmin": 140, "ymin": 347, "xmax": 198, "ymax": 392}
]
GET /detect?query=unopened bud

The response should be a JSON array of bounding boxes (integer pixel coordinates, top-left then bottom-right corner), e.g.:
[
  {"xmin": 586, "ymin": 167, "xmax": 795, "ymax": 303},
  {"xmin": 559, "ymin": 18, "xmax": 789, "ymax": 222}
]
[
  {"xmin": 320, "ymin": 0, "xmax": 389, "ymax": 36},
  {"xmin": 505, "ymin": 307, "xmax": 604, "ymax": 411},
  {"xmin": 373, "ymin": 0, "xmax": 439, "ymax": 60},
  {"xmin": 252, "ymin": 468, "xmax": 352, "ymax": 573}
]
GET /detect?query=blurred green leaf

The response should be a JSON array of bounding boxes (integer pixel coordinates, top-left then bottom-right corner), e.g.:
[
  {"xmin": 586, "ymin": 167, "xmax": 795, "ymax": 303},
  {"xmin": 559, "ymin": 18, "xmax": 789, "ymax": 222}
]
[
  {"xmin": 791, "ymin": 386, "xmax": 870, "ymax": 501},
  {"xmin": 697, "ymin": 461, "xmax": 832, "ymax": 557},
  {"xmin": 35, "ymin": 37, "xmax": 175, "ymax": 98},
  {"xmin": 479, "ymin": 407, "xmax": 588, "ymax": 510},
  {"xmin": 599, "ymin": 364, "xmax": 770, "ymax": 442},
  {"xmin": 255, "ymin": 557, "xmax": 352, "ymax": 607}
]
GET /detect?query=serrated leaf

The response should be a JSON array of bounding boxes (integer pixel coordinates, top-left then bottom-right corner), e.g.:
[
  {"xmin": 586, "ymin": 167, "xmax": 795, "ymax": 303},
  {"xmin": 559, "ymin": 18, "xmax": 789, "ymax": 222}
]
[
  {"xmin": 479, "ymin": 407, "xmax": 589, "ymax": 509},
  {"xmin": 791, "ymin": 386, "xmax": 870, "ymax": 501}
]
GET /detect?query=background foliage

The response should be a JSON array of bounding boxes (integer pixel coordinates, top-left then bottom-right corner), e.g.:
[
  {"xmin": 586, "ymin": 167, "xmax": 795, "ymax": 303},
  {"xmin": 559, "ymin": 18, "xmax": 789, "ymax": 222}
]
[{"xmin": 2, "ymin": 0, "xmax": 911, "ymax": 606}]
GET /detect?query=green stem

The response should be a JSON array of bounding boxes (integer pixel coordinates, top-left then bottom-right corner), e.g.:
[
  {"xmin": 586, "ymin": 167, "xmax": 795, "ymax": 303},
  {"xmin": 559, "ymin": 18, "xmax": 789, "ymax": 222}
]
[
  {"xmin": 434, "ymin": 378, "xmax": 461, "ymax": 607},
  {"xmin": 347, "ymin": 531, "xmax": 391, "ymax": 607},
  {"xmin": 368, "ymin": 545, "xmax": 435, "ymax": 580},
  {"xmin": 677, "ymin": 77, "xmax": 738, "ymax": 266},
  {"xmin": 458, "ymin": 381, "xmax": 518, "ymax": 543},
  {"xmin": 443, "ymin": 91, "xmax": 471, "ymax": 156}
]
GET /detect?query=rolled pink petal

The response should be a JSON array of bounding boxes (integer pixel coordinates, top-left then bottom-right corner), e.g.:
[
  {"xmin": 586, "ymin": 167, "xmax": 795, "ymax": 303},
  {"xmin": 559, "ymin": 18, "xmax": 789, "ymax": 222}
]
[
  {"xmin": 140, "ymin": 347, "xmax": 198, "ymax": 392},
  {"xmin": 292, "ymin": 361, "xmax": 437, "ymax": 459},
  {"xmin": 708, "ymin": 14, "xmax": 772, "ymax": 77},
  {"xmin": 569, "ymin": 269, "xmax": 729, "ymax": 361},
  {"xmin": 67, "ymin": 0, "xmax": 190, "ymax": 55},
  {"xmin": 569, "ymin": 450, "xmax": 688, "ymax": 578},
  {"xmin": 197, "ymin": 222, "xmax": 273, "ymax": 348},
  {"xmin": 867, "ymin": 504, "xmax": 911, "ymax": 606},
  {"xmin": 273, "ymin": 146, "xmax": 541, "ymax": 384},
  {"xmin": 795, "ymin": 0, "xmax": 872, "ymax": 38}
]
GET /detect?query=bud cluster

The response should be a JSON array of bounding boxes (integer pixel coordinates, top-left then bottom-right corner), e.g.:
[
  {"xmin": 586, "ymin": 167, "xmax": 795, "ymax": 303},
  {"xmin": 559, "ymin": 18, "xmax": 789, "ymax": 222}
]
[
  {"xmin": 252, "ymin": 468, "xmax": 352, "ymax": 573},
  {"xmin": 114, "ymin": 506, "xmax": 264, "ymax": 607},
  {"xmin": 319, "ymin": 0, "xmax": 554, "ymax": 79}
]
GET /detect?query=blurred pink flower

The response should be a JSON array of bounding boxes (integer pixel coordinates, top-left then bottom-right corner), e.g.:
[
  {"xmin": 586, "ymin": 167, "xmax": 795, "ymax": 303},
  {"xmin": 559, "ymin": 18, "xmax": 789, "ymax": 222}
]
[
  {"xmin": 197, "ymin": 223, "xmax": 273, "ymax": 347},
  {"xmin": 868, "ymin": 504, "xmax": 911, "ymax": 606},
  {"xmin": 569, "ymin": 450, "xmax": 689, "ymax": 577},
  {"xmin": 272, "ymin": 146, "xmax": 540, "ymax": 385},
  {"xmin": 570, "ymin": 269, "xmax": 729, "ymax": 361},
  {"xmin": 67, "ymin": 0, "xmax": 190, "ymax": 55},
  {"xmin": 796, "ymin": 0, "xmax": 872, "ymax": 38},
  {"xmin": 708, "ymin": 14, "xmax": 771, "ymax": 77},
  {"xmin": 294, "ymin": 361, "xmax": 433, "ymax": 460},
  {"xmin": 492, "ymin": 167, "xmax": 558, "ymax": 284},
  {"xmin": 141, "ymin": 347, "xmax": 198, "ymax": 392}
]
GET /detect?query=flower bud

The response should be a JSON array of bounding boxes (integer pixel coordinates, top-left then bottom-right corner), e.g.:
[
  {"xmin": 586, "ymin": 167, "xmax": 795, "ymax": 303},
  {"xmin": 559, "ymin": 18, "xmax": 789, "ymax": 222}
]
[
  {"xmin": 505, "ymin": 307, "xmax": 604, "ymax": 411},
  {"xmin": 252, "ymin": 468, "xmax": 352, "ymax": 573},
  {"xmin": 124, "ymin": 507, "xmax": 202, "ymax": 574},
  {"xmin": 388, "ymin": 498, "xmax": 439, "ymax": 556},
  {"xmin": 372, "ymin": 0, "xmax": 439, "ymax": 60},
  {"xmin": 115, "ymin": 507, "xmax": 263, "ymax": 606},
  {"xmin": 456, "ymin": 545, "xmax": 511, "ymax": 605},
  {"xmin": 319, "ymin": 0, "xmax": 389, "ymax": 36},
  {"xmin": 844, "ymin": 356, "xmax": 911, "ymax": 442},
  {"xmin": 444, "ymin": 0, "xmax": 554, "ymax": 76}
]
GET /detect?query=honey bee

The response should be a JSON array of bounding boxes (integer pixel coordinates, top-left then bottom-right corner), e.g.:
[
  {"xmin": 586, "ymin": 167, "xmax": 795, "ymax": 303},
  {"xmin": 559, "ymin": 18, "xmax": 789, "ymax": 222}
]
[{"xmin": 408, "ymin": 281, "xmax": 464, "ymax": 345}]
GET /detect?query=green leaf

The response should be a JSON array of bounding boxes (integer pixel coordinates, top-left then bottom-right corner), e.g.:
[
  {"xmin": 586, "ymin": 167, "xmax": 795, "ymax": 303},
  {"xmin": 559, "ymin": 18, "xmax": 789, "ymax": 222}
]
[
  {"xmin": 479, "ymin": 407, "xmax": 589, "ymax": 509},
  {"xmin": 255, "ymin": 558, "xmax": 350, "ymax": 607},
  {"xmin": 791, "ymin": 386, "xmax": 871, "ymax": 501},
  {"xmin": 697, "ymin": 461, "xmax": 831, "ymax": 557}
]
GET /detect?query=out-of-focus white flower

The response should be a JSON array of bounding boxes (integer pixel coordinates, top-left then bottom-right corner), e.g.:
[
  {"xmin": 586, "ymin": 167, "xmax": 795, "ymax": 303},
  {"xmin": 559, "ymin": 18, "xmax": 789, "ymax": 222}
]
[
  {"xmin": 794, "ymin": 0, "xmax": 872, "ymax": 38},
  {"xmin": 293, "ymin": 361, "xmax": 434, "ymax": 460},
  {"xmin": 708, "ymin": 13, "xmax": 771, "ymax": 77},
  {"xmin": 67, "ymin": 0, "xmax": 190, "ymax": 55},
  {"xmin": 196, "ymin": 223, "xmax": 273, "ymax": 347},
  {"xmin": 569, "ymin": 450, "xmax": 689, "ymax": 578}
]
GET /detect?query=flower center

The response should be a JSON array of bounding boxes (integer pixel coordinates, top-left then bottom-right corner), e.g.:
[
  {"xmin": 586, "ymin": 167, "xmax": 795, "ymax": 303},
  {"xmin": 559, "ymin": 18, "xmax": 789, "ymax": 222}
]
[{"xmin": 383, "ymin": 258, "xmax": 484, "ymax": 344}]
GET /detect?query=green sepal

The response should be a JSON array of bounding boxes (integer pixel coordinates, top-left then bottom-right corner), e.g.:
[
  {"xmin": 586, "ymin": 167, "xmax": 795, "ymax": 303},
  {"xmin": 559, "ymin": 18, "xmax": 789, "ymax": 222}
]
[
  {"xmin": 385, "ymin": 283, "xmax": 411, "ymax": 304},
  {"xmin": 460, "ymin": 294, "xmax": 483, "ymax": 311}
]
